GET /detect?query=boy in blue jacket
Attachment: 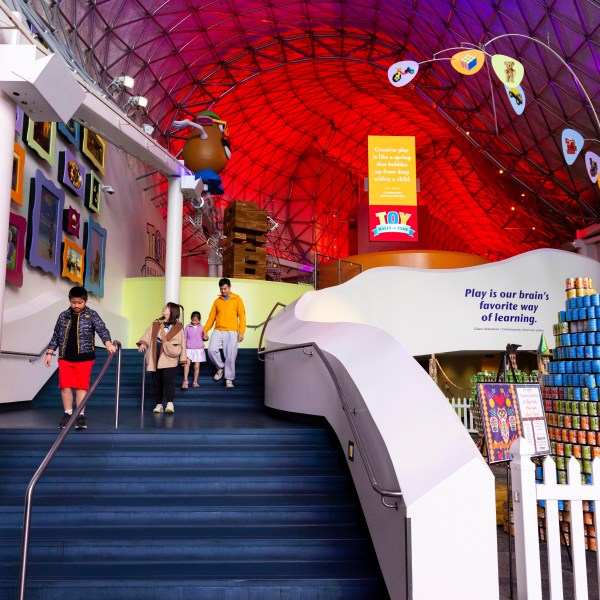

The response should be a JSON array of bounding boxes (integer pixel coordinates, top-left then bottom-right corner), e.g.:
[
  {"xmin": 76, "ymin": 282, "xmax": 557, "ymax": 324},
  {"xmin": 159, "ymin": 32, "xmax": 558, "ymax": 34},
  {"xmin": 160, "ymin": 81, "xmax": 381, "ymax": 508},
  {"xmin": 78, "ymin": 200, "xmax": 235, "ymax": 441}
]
[{"xmin": 45, "ymin": 286, "xmax": 116, "ymax": 429}]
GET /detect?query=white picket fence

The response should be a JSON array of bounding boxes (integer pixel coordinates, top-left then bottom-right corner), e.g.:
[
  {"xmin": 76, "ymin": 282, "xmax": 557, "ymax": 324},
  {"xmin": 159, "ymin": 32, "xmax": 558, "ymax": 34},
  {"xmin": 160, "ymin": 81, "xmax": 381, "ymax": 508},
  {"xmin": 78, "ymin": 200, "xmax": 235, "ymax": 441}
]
[
  {"xmin": 510, "ymin": 437, "xmax": 600, "ymax": 599},
  {"xmin": 449, "ymin": 397, "xmax": 477, "ymax": 433}
]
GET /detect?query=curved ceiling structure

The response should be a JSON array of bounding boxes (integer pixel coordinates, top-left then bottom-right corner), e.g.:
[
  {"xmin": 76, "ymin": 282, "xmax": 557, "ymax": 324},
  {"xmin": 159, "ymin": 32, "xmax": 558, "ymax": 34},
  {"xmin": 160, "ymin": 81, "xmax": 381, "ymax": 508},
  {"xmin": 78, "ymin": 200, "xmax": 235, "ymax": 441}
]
[{"xmin": 15, "ymin": 0, "xmax": 600, "ymax": 265}]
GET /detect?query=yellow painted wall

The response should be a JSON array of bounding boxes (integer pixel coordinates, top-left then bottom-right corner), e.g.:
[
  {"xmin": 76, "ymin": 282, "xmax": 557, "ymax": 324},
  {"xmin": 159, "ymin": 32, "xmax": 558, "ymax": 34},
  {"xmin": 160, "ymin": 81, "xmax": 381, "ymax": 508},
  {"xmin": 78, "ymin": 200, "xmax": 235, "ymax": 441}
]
[{"xmin": 122, "ymin": 277, "xmax": 312, "ymax": 349}]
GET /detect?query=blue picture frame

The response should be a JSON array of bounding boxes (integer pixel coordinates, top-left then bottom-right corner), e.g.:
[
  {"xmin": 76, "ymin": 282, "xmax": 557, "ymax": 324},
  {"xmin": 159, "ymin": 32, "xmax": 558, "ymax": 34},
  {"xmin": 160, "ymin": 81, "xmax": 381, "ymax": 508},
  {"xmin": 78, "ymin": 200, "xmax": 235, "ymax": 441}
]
[
  {"xmin": 57, "ymin": 120, "xmax": 82, "ymax": 149},
  {"xmin": 84, "ymin": 216, "xmax": 106, "ymax": 297},
  {"xmin": 26, "ymin": 170, "xmax": 65, "ymax": 277}
]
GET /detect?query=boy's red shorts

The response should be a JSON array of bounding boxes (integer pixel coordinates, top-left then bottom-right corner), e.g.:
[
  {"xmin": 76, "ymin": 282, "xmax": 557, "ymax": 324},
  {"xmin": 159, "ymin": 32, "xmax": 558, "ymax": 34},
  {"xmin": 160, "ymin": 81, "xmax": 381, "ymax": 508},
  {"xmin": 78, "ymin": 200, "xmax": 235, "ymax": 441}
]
[{"xmin": 58, "ymin": 359, "xmax": 95, "ymax": 390}]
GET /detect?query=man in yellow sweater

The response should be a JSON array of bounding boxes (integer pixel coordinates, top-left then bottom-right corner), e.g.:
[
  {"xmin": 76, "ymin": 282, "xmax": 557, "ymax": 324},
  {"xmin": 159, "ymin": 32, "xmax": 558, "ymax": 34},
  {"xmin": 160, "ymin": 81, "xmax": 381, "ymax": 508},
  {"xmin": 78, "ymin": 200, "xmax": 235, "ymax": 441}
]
[{"xmin": 204, "ymin": 278, "xmax": 246, "ymax": 388}]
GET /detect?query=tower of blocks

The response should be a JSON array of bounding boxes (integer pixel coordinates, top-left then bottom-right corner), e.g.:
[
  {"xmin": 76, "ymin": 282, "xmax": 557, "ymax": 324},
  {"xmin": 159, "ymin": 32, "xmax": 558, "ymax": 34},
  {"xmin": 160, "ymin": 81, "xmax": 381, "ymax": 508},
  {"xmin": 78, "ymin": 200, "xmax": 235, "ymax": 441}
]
[{"xmin": 222, "ymin": 200, "xmax": 269, "ymax": 280}]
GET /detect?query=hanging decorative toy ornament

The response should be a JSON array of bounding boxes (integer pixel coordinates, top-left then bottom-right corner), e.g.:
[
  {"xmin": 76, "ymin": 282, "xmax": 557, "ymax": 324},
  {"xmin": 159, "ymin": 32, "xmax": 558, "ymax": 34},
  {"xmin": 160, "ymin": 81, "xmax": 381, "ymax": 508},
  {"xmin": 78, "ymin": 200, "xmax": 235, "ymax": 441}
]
[
  {"xmin": 584, "ymin": 150, "xmax": 600, "ymax": 183},
  {"xmin": 491, "ymin": 54, "xmax": 525, "ymax": 87},
  {"xmin": 561, "ymin": 128, "xmax": 585, "ymax": 166},
  {"xmin": 505, "ymin": 84, "xmax": 526, "ymax": 115},
  {"xmin": 173, "ymin": 110, "xmax": 232, "ymax": 195},
  {"xmin": 387, "ymin": 60, "xmax": 419, "ymax": 88},
  {"xmin": 450, "ymin": 50, "xmax": 485, "ymax": 75}
]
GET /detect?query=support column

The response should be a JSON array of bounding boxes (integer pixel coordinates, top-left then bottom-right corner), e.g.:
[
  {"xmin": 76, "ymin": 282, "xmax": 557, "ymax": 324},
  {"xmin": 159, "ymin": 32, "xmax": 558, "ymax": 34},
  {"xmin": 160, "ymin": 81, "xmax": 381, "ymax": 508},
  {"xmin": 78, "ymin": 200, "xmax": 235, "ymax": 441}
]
[
  {"xmin": 164, "ymin": 177, "xmax": 183, "ymax": 304},
  {"xmin": 0, "ymin": 93, "xmax": 16, "ymax": 349}
]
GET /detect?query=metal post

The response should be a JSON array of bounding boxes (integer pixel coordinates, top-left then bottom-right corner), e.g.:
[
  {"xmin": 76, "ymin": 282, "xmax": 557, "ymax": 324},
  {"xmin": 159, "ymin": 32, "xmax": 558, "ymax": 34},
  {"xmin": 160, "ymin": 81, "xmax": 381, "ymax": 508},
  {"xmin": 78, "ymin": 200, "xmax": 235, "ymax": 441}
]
[{"xmin": 114, "ymin": 345, "xmax": 122, "ymax": 429}]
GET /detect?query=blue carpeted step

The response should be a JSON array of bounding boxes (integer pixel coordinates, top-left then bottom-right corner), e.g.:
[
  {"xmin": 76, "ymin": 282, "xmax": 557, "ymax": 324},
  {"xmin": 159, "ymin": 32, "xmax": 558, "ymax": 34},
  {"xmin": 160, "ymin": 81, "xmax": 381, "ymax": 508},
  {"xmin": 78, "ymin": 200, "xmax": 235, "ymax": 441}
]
[{"xmin": 0, "ymin": 348, "xmax": 388, "ymax": 599}]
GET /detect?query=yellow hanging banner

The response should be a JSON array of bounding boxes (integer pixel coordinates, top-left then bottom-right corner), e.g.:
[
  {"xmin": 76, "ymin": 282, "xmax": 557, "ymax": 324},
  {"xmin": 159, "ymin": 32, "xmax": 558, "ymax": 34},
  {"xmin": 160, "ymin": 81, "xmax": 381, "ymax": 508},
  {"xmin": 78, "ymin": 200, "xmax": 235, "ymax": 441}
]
[{"xmin": 368, "ymin": 136, "xmax": 417, "ymax": 206}]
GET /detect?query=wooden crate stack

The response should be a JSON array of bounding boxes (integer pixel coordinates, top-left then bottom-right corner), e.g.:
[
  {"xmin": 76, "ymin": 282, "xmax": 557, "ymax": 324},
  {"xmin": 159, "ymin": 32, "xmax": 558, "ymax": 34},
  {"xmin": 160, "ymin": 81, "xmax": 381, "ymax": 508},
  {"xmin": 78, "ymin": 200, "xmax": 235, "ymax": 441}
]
[{"xmin": 222, "ymin": 200, "xmax": 268, "ymax": 280}]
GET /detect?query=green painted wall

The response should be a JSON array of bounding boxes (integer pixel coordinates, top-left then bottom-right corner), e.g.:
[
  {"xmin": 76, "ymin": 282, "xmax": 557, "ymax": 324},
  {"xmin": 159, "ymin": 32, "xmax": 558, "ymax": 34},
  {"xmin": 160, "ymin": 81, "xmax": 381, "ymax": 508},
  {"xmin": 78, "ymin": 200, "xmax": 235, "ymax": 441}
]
[{"xmin": 122, "ymin": 277, "xmax": 312, "ymax": 349}]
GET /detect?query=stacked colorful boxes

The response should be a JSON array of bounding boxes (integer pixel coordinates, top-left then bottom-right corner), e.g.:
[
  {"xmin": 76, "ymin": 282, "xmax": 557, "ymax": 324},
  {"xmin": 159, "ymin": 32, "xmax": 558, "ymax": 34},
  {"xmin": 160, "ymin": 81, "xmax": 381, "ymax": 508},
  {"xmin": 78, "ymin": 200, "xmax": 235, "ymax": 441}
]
[{"xmin": 541, "ymin": 276, "xmax": 598, "ymax": 550}]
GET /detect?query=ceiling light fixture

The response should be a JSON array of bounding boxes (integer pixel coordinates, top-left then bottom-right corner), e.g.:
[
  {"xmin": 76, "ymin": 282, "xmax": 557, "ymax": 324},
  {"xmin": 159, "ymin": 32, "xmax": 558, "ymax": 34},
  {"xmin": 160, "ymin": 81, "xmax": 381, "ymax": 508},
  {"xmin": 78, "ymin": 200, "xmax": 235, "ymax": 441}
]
[
  {"xmin": 108, "ymin": 75, "xmax": 134, "ymax": 93},
  {"xmin": 123, "ymin": 95, "xmax": 148, "ymax": 116},
  {"xmin": 142, "ymin": 123, "xmax": 154, "ymax": 135}
]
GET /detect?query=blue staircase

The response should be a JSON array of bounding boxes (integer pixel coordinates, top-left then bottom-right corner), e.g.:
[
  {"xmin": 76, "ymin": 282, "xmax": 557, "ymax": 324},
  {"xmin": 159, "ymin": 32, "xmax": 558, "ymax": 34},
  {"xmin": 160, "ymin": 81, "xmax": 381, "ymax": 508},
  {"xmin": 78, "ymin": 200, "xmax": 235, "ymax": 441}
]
[{"xmin": 0, "ymin": 349, "xmax": 388, "ymax": 599}]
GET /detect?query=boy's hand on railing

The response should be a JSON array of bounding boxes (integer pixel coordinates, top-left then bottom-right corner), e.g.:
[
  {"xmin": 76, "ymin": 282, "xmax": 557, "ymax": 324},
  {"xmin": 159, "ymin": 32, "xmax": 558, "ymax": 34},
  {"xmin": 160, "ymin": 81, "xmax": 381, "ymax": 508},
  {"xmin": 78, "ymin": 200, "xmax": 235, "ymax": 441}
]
[{"xmin": 105, "ymin": 341, "xmax": 117, "ymax": 354}]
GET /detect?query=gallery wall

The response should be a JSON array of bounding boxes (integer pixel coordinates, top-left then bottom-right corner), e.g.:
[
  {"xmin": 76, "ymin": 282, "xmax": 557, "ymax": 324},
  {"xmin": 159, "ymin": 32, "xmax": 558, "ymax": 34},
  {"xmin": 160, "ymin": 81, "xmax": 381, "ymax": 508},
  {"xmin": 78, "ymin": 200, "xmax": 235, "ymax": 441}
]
[{"xmin": 2, "ymin": 106, "xmax": 181, "ymax": 402}]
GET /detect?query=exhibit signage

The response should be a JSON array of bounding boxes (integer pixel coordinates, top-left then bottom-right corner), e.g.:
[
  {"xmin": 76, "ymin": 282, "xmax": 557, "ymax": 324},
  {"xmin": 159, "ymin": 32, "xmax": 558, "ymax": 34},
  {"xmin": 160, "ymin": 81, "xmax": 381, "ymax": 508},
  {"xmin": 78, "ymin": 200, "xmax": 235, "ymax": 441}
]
[
  {"xmin": 368, "ymin": 135, "xmax": 418, "ymax": 241},
  {"xmin": 476, "ymin": 382, "xmax": 549, "ymax": 463}
]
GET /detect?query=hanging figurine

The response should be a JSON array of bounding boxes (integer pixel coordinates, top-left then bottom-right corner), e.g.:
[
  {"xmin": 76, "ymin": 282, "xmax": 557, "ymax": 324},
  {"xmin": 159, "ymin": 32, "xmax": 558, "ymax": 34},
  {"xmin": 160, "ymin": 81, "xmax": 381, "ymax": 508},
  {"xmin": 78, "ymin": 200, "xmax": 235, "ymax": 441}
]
[{"xmin": 173, "ymin": 110, "xmax": 232, "ymax": 195}]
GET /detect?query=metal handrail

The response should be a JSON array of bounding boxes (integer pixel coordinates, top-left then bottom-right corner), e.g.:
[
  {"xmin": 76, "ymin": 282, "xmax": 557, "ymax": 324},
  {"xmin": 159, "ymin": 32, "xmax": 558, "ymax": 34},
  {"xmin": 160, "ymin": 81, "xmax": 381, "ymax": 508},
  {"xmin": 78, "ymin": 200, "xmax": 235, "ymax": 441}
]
[
  {"xmin": 0, "ymin": 344, "xmax": 49, "ymax": 363},
  {"xmin": 257, "ymin": 302, "xmax": 287, "ymax": 352},
  {"xmin": 18, "ymin": 340, "xmax": 122, "ymax": 600},
  {"xmin": 258, "ymin": 342, "xmax": 402, "ymax": 509}
]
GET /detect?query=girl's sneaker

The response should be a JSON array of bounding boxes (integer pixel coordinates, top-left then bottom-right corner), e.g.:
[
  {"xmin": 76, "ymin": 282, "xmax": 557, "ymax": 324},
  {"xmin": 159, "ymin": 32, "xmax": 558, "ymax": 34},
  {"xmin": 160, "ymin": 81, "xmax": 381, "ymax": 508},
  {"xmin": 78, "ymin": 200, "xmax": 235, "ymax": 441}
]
[
  {"xmin": 182, "ymin": 380, "xmax": 188, "ymax": 389},
  {"xmin": 165, "ymin": 402, "xmax": 175, "ymax": 413},
  {"xmin": 153, "ymin": 404, "xmax": 164, "ymax": 413},
  {"xmin": 192, "ymin": 381, "xmax": 200, "ymax": 388}
]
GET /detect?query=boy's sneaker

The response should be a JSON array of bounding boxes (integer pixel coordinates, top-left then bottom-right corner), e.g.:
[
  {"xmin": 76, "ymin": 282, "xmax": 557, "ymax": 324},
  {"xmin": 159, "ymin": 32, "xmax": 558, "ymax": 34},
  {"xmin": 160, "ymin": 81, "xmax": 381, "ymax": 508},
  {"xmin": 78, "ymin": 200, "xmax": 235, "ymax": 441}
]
[
  {"xmin": 225, "ymin": 380, "xmax": 234, "ymax": 389},
  {"xmin": 75, "ymin": 415, "xmax": 87, "ymax": 429},
  {"xmin": 214, "ymin": 369, "xmax": 224, "ymax": 381},
  {"xmin": 59, "ymin": 413, "xmax": 71, "ymax": 429},
  {"xmin": 165, "ymin": 402, "xmax": 175, "ymax": 413},
  {"xmin": 153, "ymin": 404, "xmax": 164, "ymax": 413}
]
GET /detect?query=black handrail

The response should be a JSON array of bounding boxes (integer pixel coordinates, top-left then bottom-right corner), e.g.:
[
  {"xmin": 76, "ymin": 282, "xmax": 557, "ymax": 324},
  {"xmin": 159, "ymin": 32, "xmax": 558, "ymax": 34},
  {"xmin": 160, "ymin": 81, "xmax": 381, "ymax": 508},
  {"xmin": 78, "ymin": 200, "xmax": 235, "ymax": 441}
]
[
  {"xmin": 257, "ymin": 320, "xmax": 402, "ymax": 509},
  {"xmin": 18, "ymin": 340, "xmax": 122, "ymax": 600}
]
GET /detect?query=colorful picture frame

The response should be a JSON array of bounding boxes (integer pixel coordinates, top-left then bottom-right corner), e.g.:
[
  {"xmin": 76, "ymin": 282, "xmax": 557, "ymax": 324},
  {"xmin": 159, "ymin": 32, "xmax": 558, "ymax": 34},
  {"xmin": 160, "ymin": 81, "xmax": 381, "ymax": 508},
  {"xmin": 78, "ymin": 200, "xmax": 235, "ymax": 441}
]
[
  {"xmin": 85, "ymin": 171, "xmax": 102, "ymax": 214},
  {"xmin": 61, "ymin": 238, "xmax": 85, "ymax": 285},
  {"xmin": 7, "ymin": 212, "xmax": 27, "ymax": 287},
  {"xmin": 84, "ymin": 216, "xmax": 106, "ymax": 297},
  {"xmin": 63, "ymin": 206, "xmax": 81, "ymax": 237},
  {"xmin": 15, "ymin": 106, "xmax": 24, "ymax": 137},
  {"xmin": 26, "ymin": 169, "xmax": 65, "ymax": 277},
  {"xmin": 58, "ymin": 148, "xmax": 86, "ymax": 199},
  {"xmin": 57, "ymin": 120, "xmax": 81, "ymax": 148},
  {"xmin": 81, "ymin": 128, "xmax": 106, "ymax": 175},
  {"xmin": 11, "ymin": 144, "xmax": 25, "ymax": 205},
  {"xmin": 25, "ymin": 118, "xmax": 57, "ymax": 166}
]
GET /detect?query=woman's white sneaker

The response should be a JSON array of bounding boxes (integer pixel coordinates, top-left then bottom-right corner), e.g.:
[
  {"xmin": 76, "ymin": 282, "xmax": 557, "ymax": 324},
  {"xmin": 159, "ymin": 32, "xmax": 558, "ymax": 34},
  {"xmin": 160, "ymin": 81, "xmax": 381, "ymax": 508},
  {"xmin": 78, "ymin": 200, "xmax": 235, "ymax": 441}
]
[
  {"xmin": 165, "ymin": 402, "xmax": 175, "ymax": 413},
  {"xmin": 153, "ymin": 404, "xmax": 164, "ymax": 413}
]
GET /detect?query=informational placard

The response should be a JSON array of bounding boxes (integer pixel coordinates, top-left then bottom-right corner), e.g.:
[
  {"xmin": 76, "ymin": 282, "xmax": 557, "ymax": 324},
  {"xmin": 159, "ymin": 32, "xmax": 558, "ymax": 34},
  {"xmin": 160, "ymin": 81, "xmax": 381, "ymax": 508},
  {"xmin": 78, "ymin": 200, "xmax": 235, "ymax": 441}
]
[
  {"xmin": 476, "ymin": 382, "xmax": 549, "ymax": 463},
  {"xmin": 368, "ymin": 135, "xmax": 418, "ymax": 241},
  {"xmin": 514, "ymin": 384, "xmax": 551, "ymax": 456}
]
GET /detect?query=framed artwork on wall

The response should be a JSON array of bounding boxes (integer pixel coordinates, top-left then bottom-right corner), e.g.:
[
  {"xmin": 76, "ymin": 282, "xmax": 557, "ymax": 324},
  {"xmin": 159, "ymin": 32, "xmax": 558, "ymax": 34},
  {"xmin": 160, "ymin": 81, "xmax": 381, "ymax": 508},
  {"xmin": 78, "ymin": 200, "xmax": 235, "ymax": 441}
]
[
  {"xmin": 57, "ymin": 120, "xmax": 81, "ymax": 148},
  {"xmin": 26, "ymin": 169, "xmax": 65, "ymax": 277},
  {"xmin": 61, "ymin": 238, "xmax": 85, "ymax": 285},
  {"xmin": 81, "ymin": 128, "xmax": 106, "ymax": 175},
  {"xmin": 84, "ymin": 216, "xmax": 106, "ymax": 297},
  {"xmin": 85, "ymin": 170, "xmax": 102, "ymax": 214},
  {"xmin": 58, "ymin": 148, "xmax": 86, "ymax": 199},
  {"xmin": 25, "ymin": 118, "xmax": 57, "ymax": 166},
  {"xmin": 15, "ymin": 106, "xmax": 24, "ymax": 137},
  {"xmin": 63, "ymin": 206, "xmax": 81, "ymax": 237},
  {"xmin": 11, "ymin": 143, "xmax": 25, "ymax": 205},
  {"xmin": 7, "ymin": 212, "xmax": 27, "ymax": 287}
]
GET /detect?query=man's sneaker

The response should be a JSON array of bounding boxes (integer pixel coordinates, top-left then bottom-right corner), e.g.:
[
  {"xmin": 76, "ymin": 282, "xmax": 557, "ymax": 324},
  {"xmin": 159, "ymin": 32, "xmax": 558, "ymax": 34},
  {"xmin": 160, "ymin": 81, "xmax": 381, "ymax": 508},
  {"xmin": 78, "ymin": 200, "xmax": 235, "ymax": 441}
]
[
  {"xmin": 153, "ymin": 404, "xmax": 164, "ymax": 413},
  {"xmin": 225, "ymin": 379, "xmax": 234, "ymax": 389},
  {"xmin": 75, "ymin": 414, "xmax": 87, "ymax": 430},
  {"xmin": 165, "ymin": 402, "xmax": 175, "ymax": 413},
  {"xmin": 214, "ymin": 369, "xmax": 224, "ymax": 381},
  {"xmin": 59, "ymin": 412, "xmax": 71, "ymax": 429}
]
